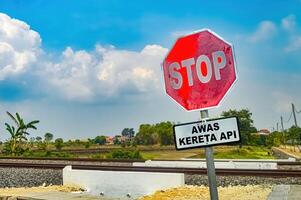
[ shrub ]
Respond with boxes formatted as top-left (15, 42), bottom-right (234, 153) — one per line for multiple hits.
top-left (108, 149), bottom-right (142, 159)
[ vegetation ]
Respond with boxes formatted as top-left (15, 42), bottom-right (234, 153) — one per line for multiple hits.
top-left (121, 128), bottom-right (135, 138)
top-left (93, 135), bottom-right (106, 145)
top-left (287, 126), bottom-right (301, 148)
top-left (44, 133), bottom-right (54, 143)
top-left (212, 146), bottom-right (274, 159)
top-left (107, 149), bottom-right (142, 159)
top-left (54, 138), bottom-right (64, 150)
top-left (0, 108), bottom-right (299, 160)
top-left (3, 112), bottom-right (39, 156)
top-left (221, 109), bottom-right (257, 147)
top-left (135, 121), bottom-right (174, 146)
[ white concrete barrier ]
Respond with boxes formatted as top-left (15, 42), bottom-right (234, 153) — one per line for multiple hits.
top-left (133, 160), bottom-right (278, 169)
top-left (181, 158), bottom-right (296, 162)
top-left (63, 166), bottom-right (184, 199)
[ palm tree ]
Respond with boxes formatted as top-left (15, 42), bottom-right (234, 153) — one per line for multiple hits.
top-left (5, 112), bottom-right (39, 155)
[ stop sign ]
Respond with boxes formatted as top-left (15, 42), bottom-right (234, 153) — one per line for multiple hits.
top-left (162, 29), bottom-right (237, 111)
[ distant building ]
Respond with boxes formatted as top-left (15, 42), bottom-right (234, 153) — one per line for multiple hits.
top-left (257, 129), bottom-right (270, 135)
top-left (105, 136), bottom-right (114, 144)
top-left (113, 135), bottom-right (130, 144)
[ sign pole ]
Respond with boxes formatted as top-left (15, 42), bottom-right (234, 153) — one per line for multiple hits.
top-left (201, 110), bottom-right (219, 200)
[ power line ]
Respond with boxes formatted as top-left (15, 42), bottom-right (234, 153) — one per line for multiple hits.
top-left (283, 111), bottom-right (293, 123)
top-left (294, 104), bottom-right (301, 114)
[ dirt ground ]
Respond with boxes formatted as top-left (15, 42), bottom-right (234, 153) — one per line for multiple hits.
top-left (0, 184), bottom-right (83, 196)
top-left (140, 185), bottom-right (272, 200)
top-left (0, 184), bottom-right (272, 200)
top-left (279, 146), bottom-right (301, 158)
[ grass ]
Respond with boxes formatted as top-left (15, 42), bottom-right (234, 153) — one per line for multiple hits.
top-left (140, 146), bottom-right (275, 160)
top-left (141, 150), bottom-right (199, 160)
top-left (0, 145), bottom-right (276, 160)
top-left (191, 146), bottom-right (275, 159)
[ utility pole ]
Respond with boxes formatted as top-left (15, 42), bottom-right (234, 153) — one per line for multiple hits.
top-left (292, 103), bottom-right (298, 127)
top-left (277, 122), bottom-right (279, 132)
top-left (281, 116), bottom-right (285, 148)
top-left (280, 116), bottom-right (284, 132)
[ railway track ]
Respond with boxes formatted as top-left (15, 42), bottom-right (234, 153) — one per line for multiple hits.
top-left (0, 161), bottom-right (300, 177)
top-left (0, 156), bottom-right (144, 162)
top-left (0, 156), bottom-right (299, 164)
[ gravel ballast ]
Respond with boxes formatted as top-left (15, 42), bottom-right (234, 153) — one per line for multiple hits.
top-left (0, 166), bottom-right (300, 188)
top-left (186, 174), bottom-right (301, 186)
top-left (0, 167), bottom-right (62, 188)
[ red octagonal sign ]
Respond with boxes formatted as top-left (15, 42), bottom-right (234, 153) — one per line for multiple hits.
top-left (163, 29), bottom-right (237, 111)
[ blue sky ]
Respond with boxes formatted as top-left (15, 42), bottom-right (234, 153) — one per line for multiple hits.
top-left (0, 0), bottom-right (301, 140)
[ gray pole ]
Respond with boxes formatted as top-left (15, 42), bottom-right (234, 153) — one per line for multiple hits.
top-left (277, 123), bottom-right (279, 132)
top-left (281, 116), bottom-right (284, 132)
top-left (292, 103), bottom-right (298, 127)
top-left (281, 116), bottom-right (285, 146)
top-left (200, 110), bottom-right (219, 200)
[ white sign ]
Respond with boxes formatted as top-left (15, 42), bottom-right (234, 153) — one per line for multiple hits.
top-left (174, 117), bottom-right (240, 150)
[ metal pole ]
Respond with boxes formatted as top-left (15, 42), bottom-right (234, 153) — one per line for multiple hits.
top-left (292, 103), bottom-right (298, 127)
top-left (281, 116), bottom-right (285, 147)
top-left (200, 110), bottom-right (218, 200)
top-left (281, 116), bottom-right (284, 132)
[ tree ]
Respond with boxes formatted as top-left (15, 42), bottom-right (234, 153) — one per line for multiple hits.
top-left (43, 132), bottom-right (54, 150)
top-left (113, 137), bottom-right (121, 145)
top-left (54, 138), bottom-right (64, 150)
top-left (135, 124), bottom-right (157, 145)
top-left (134, 122), bottom-right (174, 146)
top-left (155, 122), bottom-right (174, 146)
top-left (266, 131), bottom-right (282, 147)
top-left (4, 112), bottom-right (39, 155)
top-left (94, 136), bottom-right (106, 145)
top-left (121, 128), bottom-right (135, 138)
top-left (287, 126), bottom-right (301, 151)
top-left (44, 133), bottom-right (54, 142)
top-left (222, 109), bottom-right (257, 147)
top-left (36, 136), bottom-right (42, 142)
top-left (84, 141), bottom-right (91, 149)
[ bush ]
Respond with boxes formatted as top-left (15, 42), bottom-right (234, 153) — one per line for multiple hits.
top-left (54, 138), bottom-right (64, 150)
top-left (22, 151), bottom-right (72, 158)
top-left (108, 149), bottom-right (142, 159)
top-left (85, 142), bottom-right (91, 149)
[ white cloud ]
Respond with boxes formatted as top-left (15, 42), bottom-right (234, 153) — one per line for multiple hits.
top-left (0, 12), bottom-right (168, 101)
top-left (40, 44), bottom-right (168, 101)
top-left (281, 14), bottom-right (296, 32)
top-left (0, 13), bottom-right (41, 80)
top-left (285, 36), bottom-right (301, 52)
top-left (249, 21), bottom-right (277, 42)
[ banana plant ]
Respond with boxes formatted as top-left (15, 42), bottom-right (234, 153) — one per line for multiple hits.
top-left (5, 112), bottom-right (39, 155)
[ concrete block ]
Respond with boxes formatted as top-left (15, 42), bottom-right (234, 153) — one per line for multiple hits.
top-left (63, 166), bottom-right (184, 199)
top-left (133, 160), bottom-right (277, 169)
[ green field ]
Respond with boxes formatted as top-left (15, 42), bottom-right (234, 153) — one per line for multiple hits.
top-left (0, 144), bottom-right (275, 160)
top-left (140, 146), bottom-right (275, 160)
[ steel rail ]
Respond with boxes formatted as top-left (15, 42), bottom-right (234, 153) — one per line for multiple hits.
top-left (0, 162), bottom-right (300, 177)
top-left (0, 156), bottom-right (144, 162)
top-left (0, 157), bottom-right (299, 165)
